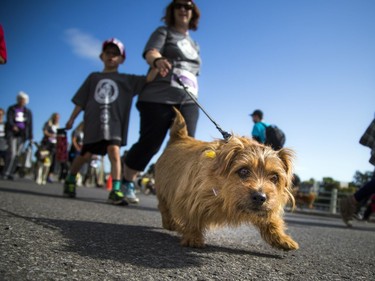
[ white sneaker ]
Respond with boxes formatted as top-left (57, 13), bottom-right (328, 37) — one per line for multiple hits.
top-left (124, 181), bottom-right (139, 204)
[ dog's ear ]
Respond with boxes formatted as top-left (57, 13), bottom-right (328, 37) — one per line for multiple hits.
top-left (277, 148), bottom-right (294, 179)
top-left (277, 148), bottom-right (296, 206)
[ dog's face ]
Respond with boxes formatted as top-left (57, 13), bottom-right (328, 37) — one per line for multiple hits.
top-left (210, 136), bottom-right (294, 217)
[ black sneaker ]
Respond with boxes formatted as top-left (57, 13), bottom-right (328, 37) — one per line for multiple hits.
top-left (4, 175), bottom-right (14, 181)
top-left (63, 180), bottom-right (76, 198)
top-left (107, 190), bottom-right (128, 206)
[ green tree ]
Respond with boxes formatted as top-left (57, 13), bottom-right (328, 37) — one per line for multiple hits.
top-left (352, 170), bottom-right (374, 188)
top-left (302, 178), bottom-right (315, 185)
top-left (322, 177), bottom-right (340, 191)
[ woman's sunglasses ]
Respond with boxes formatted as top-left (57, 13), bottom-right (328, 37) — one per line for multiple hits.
top-left (174, 3), bottom-right (194, 10)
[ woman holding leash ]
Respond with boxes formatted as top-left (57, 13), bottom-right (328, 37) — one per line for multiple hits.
top-left (122, 0), bottom-right (202, 203)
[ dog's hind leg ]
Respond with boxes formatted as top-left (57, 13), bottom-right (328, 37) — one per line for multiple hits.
top-left (158, 198), bottom-right (177, 231)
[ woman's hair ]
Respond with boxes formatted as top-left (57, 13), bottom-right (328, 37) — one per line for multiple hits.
top-left (162, 1), bottom-right (200, 30)
top-left (48, 113), bottom-right (59, 126)
top-left (17, 91), bottom-right (29, 104)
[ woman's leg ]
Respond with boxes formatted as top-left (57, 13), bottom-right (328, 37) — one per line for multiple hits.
top-left (354, 179), bottom-right (375, 202)
top-left (125, 102), bottom-right (175, 174)
top-left (179, 103), bottom-right (199, 137)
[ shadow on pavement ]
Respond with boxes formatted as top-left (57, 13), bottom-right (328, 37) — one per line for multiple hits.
top-left (1, 209), bottom-right (282, 269)
top-left (0, 186), bottom-right (159, 213)
top-left (0, 186), bottom-right (105, 204)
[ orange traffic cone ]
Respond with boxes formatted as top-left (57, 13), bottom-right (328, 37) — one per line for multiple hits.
top-left (106, 175), bottom-right (112, 191)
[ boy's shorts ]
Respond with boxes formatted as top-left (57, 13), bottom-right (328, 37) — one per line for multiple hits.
top-left (80, 140), bottom-right (121, 156)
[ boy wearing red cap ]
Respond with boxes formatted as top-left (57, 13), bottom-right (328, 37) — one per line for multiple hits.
top-left (64, 38), bottom-right (153, 205)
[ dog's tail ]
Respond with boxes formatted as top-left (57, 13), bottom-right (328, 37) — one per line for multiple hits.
top-left (169, 107), bottom-right (189, 142)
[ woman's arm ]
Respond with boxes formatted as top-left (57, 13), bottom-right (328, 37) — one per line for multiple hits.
top-left (145, 49), bottom-right (171, 78)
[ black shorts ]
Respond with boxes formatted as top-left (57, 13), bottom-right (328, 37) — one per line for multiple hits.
top-left (80, 140), bottom-right (121, 156)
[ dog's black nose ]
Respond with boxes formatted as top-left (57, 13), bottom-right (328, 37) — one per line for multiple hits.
top-left (251, 192), bottom-right (267, 206)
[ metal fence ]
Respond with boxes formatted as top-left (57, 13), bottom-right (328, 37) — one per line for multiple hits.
top-left (312, 189), bottom-right (340, 214)
top-left (309, 189), bottom-right (362, 214)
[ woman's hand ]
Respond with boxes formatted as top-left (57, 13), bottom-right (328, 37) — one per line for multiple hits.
top-left (153, 57), bottom-right (172, 77)
top-left (146, 49), bottom-right (172, 78)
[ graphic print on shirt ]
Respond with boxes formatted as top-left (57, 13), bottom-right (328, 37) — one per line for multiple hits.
top-left (171, 38), bottom-right (199, 97)
top-left (177, 38), bottom-right (198, 60)
top-left (14, 108), bottom-right (27, 130)
top-left (94, 79), bottom-right (119, 139)
top-left (15, 111), bottom-right (26, 122)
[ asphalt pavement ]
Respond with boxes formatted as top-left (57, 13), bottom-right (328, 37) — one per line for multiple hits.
top-left (0, 178), bottom-right (374, 281)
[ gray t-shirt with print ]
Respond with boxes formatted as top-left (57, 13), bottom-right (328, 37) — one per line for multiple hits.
top-left (72, 72), bottom-right (145, 146)
top-left (139, 26), bottom-right (201, 104)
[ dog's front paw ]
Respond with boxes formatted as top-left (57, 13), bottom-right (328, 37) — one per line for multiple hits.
top-left (273, 235), bottom-right (299, 251)
top-left (180, 235), bottom-right (205, 248)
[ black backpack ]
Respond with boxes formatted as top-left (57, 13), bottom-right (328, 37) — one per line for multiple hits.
top-left (261, 123), bottom-right (286, 150)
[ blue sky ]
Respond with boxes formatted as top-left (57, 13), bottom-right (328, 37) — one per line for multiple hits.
top-left (1, 0), bottom-right (374, 183)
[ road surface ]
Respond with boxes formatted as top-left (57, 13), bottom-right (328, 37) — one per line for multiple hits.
top-left (1, 179), bottom-right (374, 280)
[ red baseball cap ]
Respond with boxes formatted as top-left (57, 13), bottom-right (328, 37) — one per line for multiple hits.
top-left (102, 38), bottom-right (126, 59)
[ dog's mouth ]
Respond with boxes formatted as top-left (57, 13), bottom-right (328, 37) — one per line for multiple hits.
top-left (237, 202), bottom-right (269, 216)
top-left (248, 205), bottom-right (269, 215)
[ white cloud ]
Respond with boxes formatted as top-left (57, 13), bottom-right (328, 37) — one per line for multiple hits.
top-left (64, 28), bottom-right (101, 61)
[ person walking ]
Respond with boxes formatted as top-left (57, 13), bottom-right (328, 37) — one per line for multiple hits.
top-left (122, 0), bottom-right (202, 204)
top-left (340, 178), bottom-right (375, 227)
top-left (340, 116), bottom-right (375, 226)
top-left (63, 38), bottom-right (153, 205)
top-left (250, 109), bottom-right (269, 144)
top-left (41, 112), bottom-right (60, 182)
top-left (1, 92), bottom-right (33, 180)
top-left (0, 108), bottom-right (7, 174)
top-left (68, 121), bottom-right (84, 164)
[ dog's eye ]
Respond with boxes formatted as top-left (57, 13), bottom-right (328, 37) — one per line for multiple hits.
top-left (270, 174), bottom-right (279, 184)
top-left (237, 168), bottom-right (251, 179)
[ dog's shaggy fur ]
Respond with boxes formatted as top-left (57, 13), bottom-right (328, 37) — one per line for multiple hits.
top-left (155, 108), bottom-right (299, 251)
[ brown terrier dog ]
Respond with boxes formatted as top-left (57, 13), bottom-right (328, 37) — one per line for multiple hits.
top-left (155, 108), bottom-right (299, 251)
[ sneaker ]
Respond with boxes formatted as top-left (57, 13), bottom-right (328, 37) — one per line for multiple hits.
top-left (5, 175), bottom-right (14, 181)
top-left (124, 181), bottom-right (139, 204)
top-left (340, 196), bottom-right (356, 227)
top-left (107, 190), bottom-right (128, 206)
top-left (63, 180), bottom-right (76, 198)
